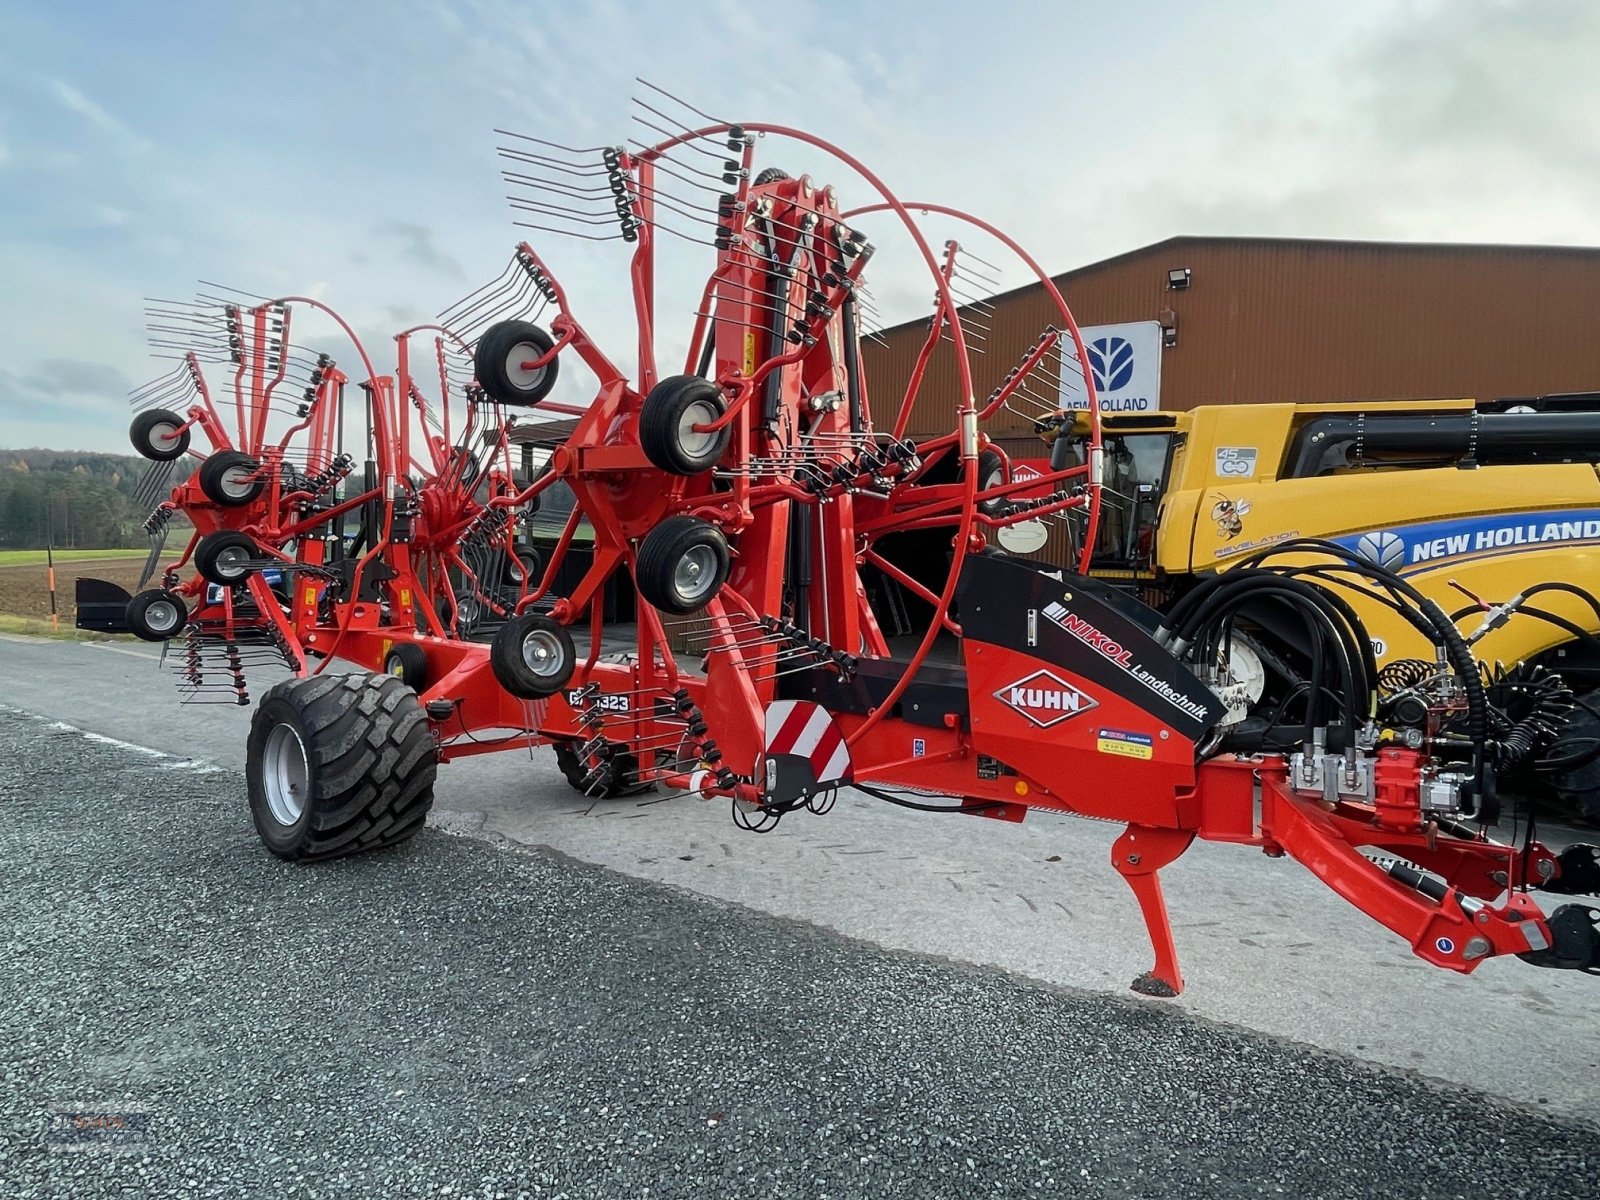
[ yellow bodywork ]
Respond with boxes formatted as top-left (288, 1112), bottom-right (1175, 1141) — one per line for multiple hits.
top-left (1100, 399), bottom-right (1600, 670)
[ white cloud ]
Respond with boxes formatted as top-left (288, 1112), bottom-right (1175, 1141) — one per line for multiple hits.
top-left (48, 78), bottom-right (152, 153)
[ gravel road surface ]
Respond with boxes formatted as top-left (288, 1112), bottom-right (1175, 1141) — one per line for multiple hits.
top-left (1, 703), bottom-right (1596, 1198)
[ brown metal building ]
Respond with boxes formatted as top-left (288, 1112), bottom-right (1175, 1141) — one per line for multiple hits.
top-left (863, 236), bottom-right (1600, 445)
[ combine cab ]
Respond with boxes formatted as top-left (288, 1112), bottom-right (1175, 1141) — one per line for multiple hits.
top-left (986, 398), bottom-right (1600, 820)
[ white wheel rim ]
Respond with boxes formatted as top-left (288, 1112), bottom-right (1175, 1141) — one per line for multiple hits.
top-left (673, 544), bottom-right (719, 605)
top-left (216, 545), bottom-right (251, 579)
top-left (145, 599), bottom-right (181, 634)
top-left (521, 629), bottom-right (567, 677)
top-left (220, 464), bottom-right (257, 499)
top-left (677, 398), bottom-right (722, 460)
top-left (504, 342), bottom-right (548, 391)
top-left (262, 723), bottom-right (310, 826)
top-left (148, 420), bottom-right (182, 452)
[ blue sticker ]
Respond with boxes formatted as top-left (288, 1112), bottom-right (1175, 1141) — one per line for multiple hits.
top-left (1435, 937), bottom-right (1455, 955)
top-left (1334, 509), bottom-right (1600, 574)
top-left (912, 738), bottom-right (926, 758)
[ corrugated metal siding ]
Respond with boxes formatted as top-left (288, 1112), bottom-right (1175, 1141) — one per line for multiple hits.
top-left (862, 238), bottom-right (1600, 437)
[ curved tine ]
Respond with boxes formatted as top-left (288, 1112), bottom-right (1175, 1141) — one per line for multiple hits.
top-left (448, 275), bottom-right (538, 338)
top-left (630, 114), bottom-right (729, 163)
top-left (439, 268), bottom-right (523, 327)
top-left (625, 138), bottom-right (732, 186)
top-left (501, 169), bottom-right (615, 199)
top-left (494, 127), bottom-right (616, 156)
top-left (437, 260), bottom-right (519, 323)
top-left (632, 175), bottom-right (721, 216)
top-left (496, 146), bottom-right (611, 178)
top-left (506, 197), bottom-right (625, 226)
top-left (511, 220), bottom-right (624, 243)
top-left (195, 279), bottom-right (273, 302)
top-left (633, 78), bottom-right (731, 128)
top-left (628, 148), bottom-right (725, 195)
top-left (633, 188), bottom-right (720, 228)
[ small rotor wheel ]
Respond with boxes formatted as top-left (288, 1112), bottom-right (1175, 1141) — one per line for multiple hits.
top-left (490, 612), bottom-right (576, 698)
top-left (129, 408), bottom-right (191, 461)
top-left (125, 588), bottom-right (189, 642)
top-left (554, 741), bottom-right (643, 798)
top-left (503, 545), bottom-right (544, 589)
top-left (635, 516), bottom-right (730, 614)
top-left (383, 642), bottom-right (429, 691)
top-left (639, 375), bottom-right (731, 475)
top-left (198, 450), bottom-right (266, 506)
top-left (195, 530), bottom-right (261, 586)
top-left (976, 448), bottom-right (1007, 514)
top-left (474, 320), bottom-right (560, 407)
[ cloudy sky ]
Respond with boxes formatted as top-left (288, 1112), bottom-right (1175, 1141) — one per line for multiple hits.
top-left (1, 0), bottom-right (1596, 451)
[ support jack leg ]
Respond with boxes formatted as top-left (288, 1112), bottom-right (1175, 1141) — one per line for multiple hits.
top-left (1112, 824), bottom-right (1196, 997)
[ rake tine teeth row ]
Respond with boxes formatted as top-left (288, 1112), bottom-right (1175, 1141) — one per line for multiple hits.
top-left (629, 98), bottom-right (732, 163)
top-left (501, 169), bottom-right (617, 202)
top-left (627, 139), bottom-right (735, 187)
top-left (496, 146), bottom-right (612, 179)
top-left (633, 77), bottom-right (733, 128)
top-left (493, 127), bottom-right (616, 157)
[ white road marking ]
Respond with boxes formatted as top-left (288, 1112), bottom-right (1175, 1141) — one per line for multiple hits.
top-left (81, 641), bottom-right (162, 661)
top-left (1, 705), bottom-right (221, 773)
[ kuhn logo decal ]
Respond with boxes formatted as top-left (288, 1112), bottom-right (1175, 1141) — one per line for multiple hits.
top-left (995, 669), bottom-right (1098, 729)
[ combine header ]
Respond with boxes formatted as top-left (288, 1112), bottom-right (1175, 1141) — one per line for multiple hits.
top-left (109, 86), bottom-right (1597, 992)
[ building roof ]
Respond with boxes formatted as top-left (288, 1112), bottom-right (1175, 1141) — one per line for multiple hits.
top-left (878, 234), bottom-right (1600, 337)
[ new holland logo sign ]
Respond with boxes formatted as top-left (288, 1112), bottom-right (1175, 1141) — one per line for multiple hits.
top-left (995, 668), bottom-right (1098, 729)
top-left (1058, 320), bottom-right (1162, 413)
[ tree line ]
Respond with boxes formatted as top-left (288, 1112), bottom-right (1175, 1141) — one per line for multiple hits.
top-left (0, 450), bottom-right (181, 550)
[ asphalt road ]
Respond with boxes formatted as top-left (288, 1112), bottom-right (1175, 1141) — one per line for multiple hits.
top-left (2, 702), bottom-right (1597, 1199)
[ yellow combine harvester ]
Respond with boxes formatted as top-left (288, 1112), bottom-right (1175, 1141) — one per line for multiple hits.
top-left (1039, 395), bottom-right (1600, 819)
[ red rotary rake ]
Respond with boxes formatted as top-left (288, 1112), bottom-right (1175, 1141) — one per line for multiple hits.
top-left (114, 87), bottom-right (1597, 994)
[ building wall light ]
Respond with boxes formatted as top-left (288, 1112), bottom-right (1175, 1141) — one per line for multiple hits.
top-left (1167, 267), bottom-right (1191, 290)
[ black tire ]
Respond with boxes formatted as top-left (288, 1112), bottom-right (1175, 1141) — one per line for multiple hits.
top-left (246, 673), bottom-right (437, 862)
top-left (198, 450), bottom-right (265, 506)
top-left (126, 588), bottom-right (188, 642)
top-left (503, 545), bottom-right (543, 588)
top-left (639, 375), bottom-right (731, 475)
top-left (383, 642), bottom-right (428, 691)
top-left (753, 167), bottom-right (791, 185)
top-left (490, 613), bottom-right (575, 698)
top-left (195, 530), bottom-right (261, 586)
top-left (474, 320), bottom-right (559, 407)
top-left (1549, 687), bottom-right (1600, 822)
top-left (635, 516), bottom-right (730, 614)
top-left (554, 741), bottom-right (643, 798)
top-left (977, 448), bottom-right (1007, 514)
top-left (130, 408), bottom-right (191, 461)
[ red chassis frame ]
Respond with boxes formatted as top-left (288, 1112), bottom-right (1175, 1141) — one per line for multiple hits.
top-left (134, 119), bottom-right (1591, 996)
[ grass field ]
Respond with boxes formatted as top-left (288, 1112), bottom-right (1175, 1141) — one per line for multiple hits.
top-left (0, 548), bottom-right (149, 567)
top-left (0, 551), bottom-right (149, 626)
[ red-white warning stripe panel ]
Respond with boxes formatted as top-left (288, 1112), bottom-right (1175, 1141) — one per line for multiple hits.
top-left (763, 700), bottom-right (851, 783)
